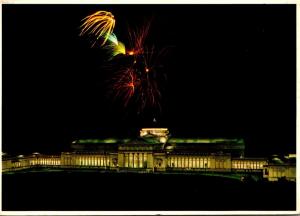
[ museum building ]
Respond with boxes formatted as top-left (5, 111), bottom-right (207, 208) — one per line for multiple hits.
top-left (2, 128), bottom-right (296, 181)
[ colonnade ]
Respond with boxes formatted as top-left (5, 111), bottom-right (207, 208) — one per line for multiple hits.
top-left (32, 158), bottom-right (60, 166)
top-left (2, 154), bottom-right (268, 172)
top-left (12, 161), bottom-right (28, 168)
top-left (123, 152), bottom-right (148, 168)
top-left (167, 156), bottom-right (210, 169)
top-left (266, 166), bottom-right (296, 181)
top-left (232, 160), bottom-right (266, 169)
top-left (74, 155), bottom-right (110, 167)
top-left (215, 159), bottom-right (226, 169)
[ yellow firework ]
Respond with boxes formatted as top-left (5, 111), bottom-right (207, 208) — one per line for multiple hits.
top-left (105, 42), bottom-right (126, 60)
top-left (80, 11), bottom-right (115, 46)
top-left (105, 33), bottom-right (126, 60)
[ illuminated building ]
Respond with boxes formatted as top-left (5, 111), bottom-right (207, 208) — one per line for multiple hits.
top-left (1, 128), bottom-right (296, 182)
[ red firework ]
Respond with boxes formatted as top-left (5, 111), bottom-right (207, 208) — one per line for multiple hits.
top-left (111, 67), bottom-right (138, 107)
top-left (104, 18), bottom-right (168, 113)
top-left (126, 19), bottom-right (151, 56)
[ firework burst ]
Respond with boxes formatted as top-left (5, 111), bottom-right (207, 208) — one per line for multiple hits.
top-left (79, 10), bottom-right (115, 46)
top-left (108, 45), bottom-right (167, 113)
top-left (80, 11), bottom-right (169, 114)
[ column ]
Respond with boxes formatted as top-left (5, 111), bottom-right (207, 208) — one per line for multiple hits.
top-left (131, 153), bottom-right (134, 168)
top-left (124, 153), bottom-right (128, 167)
top-left (186, 157), bottom-right (188, 168)
top-left (139, 153), bottom-right (143, 168)
top-left (181, 157), bottom-right (183, 168)
top-left (129, 153), bottom-right (132, 168)
top-left (208, 157), bottom-right (210, 168)
top-left (132, 153), bottom-right (135, 168)
top-left (133, 153), bottom-right (137, 168)
top-left (129, 153), bottom-right (131, 167)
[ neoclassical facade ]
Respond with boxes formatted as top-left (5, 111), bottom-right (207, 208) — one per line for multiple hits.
top-left (2, 128), bottom-right (296, 182)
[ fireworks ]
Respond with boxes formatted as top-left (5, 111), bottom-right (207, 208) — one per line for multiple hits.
top-left (111, 67), bottom-right (138, 107)
top-left (104, 33), bottom-right (126, 60)
top-left (79, 11), bottom-right (115, 46)
top-left (110, 45), bottom-right (167, 113)
top-left (80, 11), bottom-right (168, 114)
top-left (127, 20), bottom-right (151, 56)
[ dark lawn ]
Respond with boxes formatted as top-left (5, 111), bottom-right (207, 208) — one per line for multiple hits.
top-left (2, 170), bottom-right (296, 211)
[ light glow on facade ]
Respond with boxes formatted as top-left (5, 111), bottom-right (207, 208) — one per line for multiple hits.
top-left (1, 128), bottom-right (296, 182)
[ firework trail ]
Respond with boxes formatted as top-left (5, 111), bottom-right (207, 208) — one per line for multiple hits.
top-left (80, 10), bottom-right (115, 46)
top-left (104, 33), bottom-right (126, 60)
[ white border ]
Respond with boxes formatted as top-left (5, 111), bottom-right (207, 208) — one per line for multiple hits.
top-left (0, 0), bottom-right (299, 4)
top-left (0, 211), bottom-right (299, 215)
top-left (1, 1), bottom-right (299, 215)
top-left (0, 1), bottom-right (2, 214)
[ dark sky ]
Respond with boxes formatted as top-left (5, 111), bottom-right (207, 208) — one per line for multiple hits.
top-left (2, 4), bottom-right (296, 156)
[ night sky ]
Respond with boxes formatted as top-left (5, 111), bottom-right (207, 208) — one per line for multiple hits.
top-left (2, 4), bottom-right (296, 156)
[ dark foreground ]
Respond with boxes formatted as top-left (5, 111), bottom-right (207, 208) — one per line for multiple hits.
top-left (2, 169), bottom-right (296, 211)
